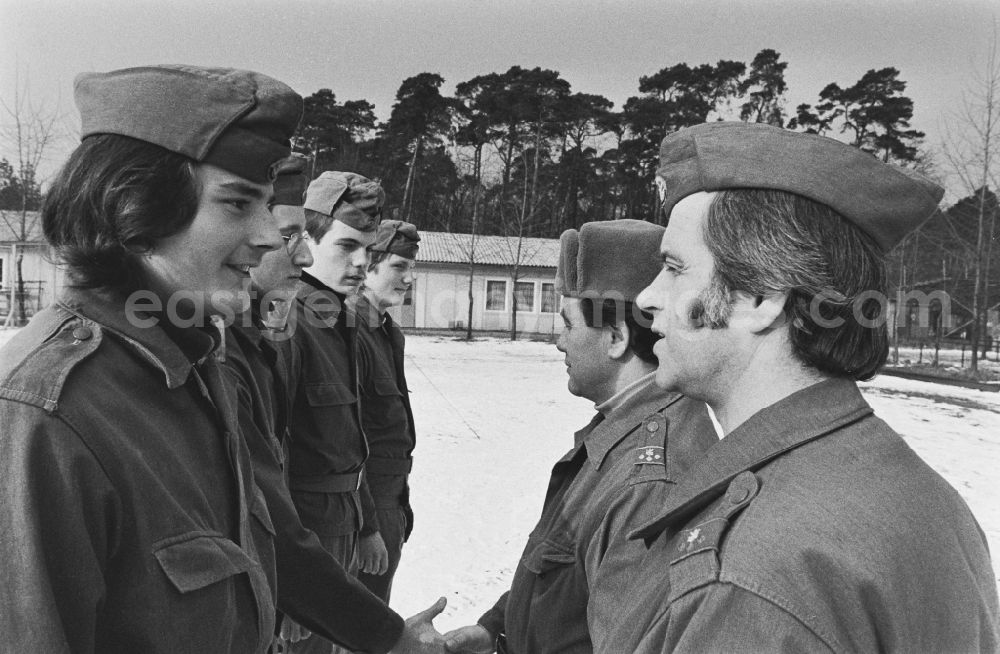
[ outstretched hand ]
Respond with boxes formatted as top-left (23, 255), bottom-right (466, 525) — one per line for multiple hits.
top-left (390, 596), bottom-right (448, 653)
top-left (443, 624), bottom-right (494, 653)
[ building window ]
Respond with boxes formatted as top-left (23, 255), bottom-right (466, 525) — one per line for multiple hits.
top-left (486, 280), bottom-right (507, 311)
top-left (514, 281), bottom-right (535, 312)
top-left (540, 283), bottom-right (557, 313)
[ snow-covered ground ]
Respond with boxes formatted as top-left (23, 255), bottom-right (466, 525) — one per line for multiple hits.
top-left (1, 328), bottom-right (997, 631)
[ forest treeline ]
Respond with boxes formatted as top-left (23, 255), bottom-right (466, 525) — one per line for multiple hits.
top-left (287, 49), bottom-right (931, 239)
top-left (2, 49), bottom-right (997, 354)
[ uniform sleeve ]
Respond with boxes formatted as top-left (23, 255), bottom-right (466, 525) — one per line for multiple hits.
top-left (0, 402), bottom-right (120, 654)
top-left (355, 331), bottom-right (381, 537)
top-left (586, 478), bottom-right (670, 653)
top-left (232, 366), bottom-right (404, 653)
top-left (633, 583), bottom-right (835, 654)
top-left (477, 591), bottom-right (508, 639)
top-left (358, 473), bottom-right (381, 536)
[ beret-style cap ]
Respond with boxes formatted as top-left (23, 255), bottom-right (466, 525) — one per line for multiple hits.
top-left (75, 64), bottom-right (302, 184)
top-left (303, 171), bottom-right (384, 232)
top-left (556, 219), bottom-right (665, 302)
top-left (656, 122), bottom-right (943, 251)
top-left (371, 220), bottom-right (420, 259)
top-left (272, 153), bottom-right (309, 207)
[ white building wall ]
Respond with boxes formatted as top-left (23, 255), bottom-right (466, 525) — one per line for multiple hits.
top-left (0, 243), bottom-right (63, 314)
top-left (411, 263), bottom-right (558, 334)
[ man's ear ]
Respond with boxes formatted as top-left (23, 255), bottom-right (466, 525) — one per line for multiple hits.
top-left (731, 290), bottom-right (788, 334)
top-left (607, 320), bottom-right (630, 360)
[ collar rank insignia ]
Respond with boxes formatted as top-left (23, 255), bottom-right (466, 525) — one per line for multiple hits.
top-left (636, 445), bottom-right (665, 465)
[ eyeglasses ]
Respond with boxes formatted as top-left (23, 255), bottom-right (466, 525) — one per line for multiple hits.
top-left (282, 230), bottom-right (309, 254)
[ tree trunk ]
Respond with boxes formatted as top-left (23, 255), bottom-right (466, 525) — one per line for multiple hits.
top-left (401, 137), bottom-right (422, 222)
top-left (15, 253), bottom-right (25, 326)
top-left (970, 188), bottom-right (988, 372)
top-left (981, 197), bottom-right (998, 357)
top-left (465, 144), bottom-right (482, 342)
top-left (3, 243), bottom-right (16, 328)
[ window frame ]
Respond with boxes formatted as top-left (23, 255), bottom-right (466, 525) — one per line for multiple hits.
top-left (484, 278), bottom-right (509, 312)
top-left (540, 282), bottom-right (559, 314)
top-left (513, 280), bottom-right (537, 314)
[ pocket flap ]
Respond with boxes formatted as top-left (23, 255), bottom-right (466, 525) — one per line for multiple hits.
top-left (372, 377), bottom-right (402, 397)
top-left (154, 534), bottom-right (254, 593)
top-left (523, 538), bottom-right (576, 575)
top-left (305, 382), bottom-right (355, 406)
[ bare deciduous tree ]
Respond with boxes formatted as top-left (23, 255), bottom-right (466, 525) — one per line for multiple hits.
top-left (1, 70), bottom-right (63, 326)
top-left (941, 24), bottom-right (1000, 372)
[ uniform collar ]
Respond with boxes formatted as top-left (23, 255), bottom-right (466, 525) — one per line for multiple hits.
top-left (58, 287), bottom-right (219, 390)
top-left (632, 377), bottom-right (873, 542)
top-left (230, 307), bottom-right (265, 348)
top-left (297, 272), bottom-right (347, 324)
top-left (595, 370), bottom-right (657, 415)
top-left (583, 373), bottom-right (686, 471)
top-left (350, 292), bottom-right (385, 332)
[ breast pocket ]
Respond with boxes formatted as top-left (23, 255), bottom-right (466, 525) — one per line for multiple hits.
top-left (371, 377), bottom-right (402, 398)
top-left (154, 532), bottom-right (256, 594)
top-left (364, 378), bottom-right (407, 432)
top-left (523, 537), bottom-right (576, 577)
top-left (305, 382), bottom-right (356, 407)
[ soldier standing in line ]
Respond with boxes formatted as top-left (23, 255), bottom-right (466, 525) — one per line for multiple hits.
top-left (0, 64), bottom-right (299, 653)
top-left (222, 157), bottom-right (445, 654)
top-left (628, 122), bottom-right (999, 652)
top-left (348, 219), bottom-right (422, 602)
top-left (443, 220), bottom-right (718, 654)
top-left (282, 171), bottom-right (400, 654)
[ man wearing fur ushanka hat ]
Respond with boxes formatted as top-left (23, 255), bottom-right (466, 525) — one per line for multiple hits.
top-left (626, 122), bottom-right (999, 653)
top-left (444, 219), bottom-right (717, 654)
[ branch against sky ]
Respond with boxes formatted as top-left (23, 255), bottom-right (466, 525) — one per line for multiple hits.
top-left (0, 66), bottom-right (67, 199)
top-left (0, 66), bottom-right (67, 326)
top-left (941, 23), bottom-right (1000, 202)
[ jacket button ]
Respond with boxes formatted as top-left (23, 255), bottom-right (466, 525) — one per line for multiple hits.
top-left (725, 471), bottom-right (759, 505)
top-left (729, 486), bottom-right (751, 503)
top-left (72, 326), bottom-right (93, 341)
top-left (646, 420), bottom-right (660, 432)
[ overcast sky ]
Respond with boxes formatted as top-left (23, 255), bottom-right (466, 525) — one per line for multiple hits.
top-left (1, 0), bottom-right (997, 198)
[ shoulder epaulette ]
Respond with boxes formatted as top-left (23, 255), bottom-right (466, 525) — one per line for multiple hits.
top-left (629, 411), bottom-right (669, 485)
top-left (667, 471), bottom-right (760, 602)
top-left (0, 308), bottom-right (103, 413)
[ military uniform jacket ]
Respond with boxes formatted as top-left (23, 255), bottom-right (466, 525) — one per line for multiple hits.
top-left (285, 273), bottom-right (376, 538)
top-left (624, 378), bottom-right (1000, 654)
top-left (0, 289), bottom-right (276, 654)
top-left (478, 375), bottom-right (717, 653)
top-left (224, 319), bottom-right (404, 653)
top-left (350, 293), bottom-right (416, 538)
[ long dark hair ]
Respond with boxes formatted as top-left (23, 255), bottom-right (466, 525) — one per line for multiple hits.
top-left (43, 134), bottom-right (200, 295)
